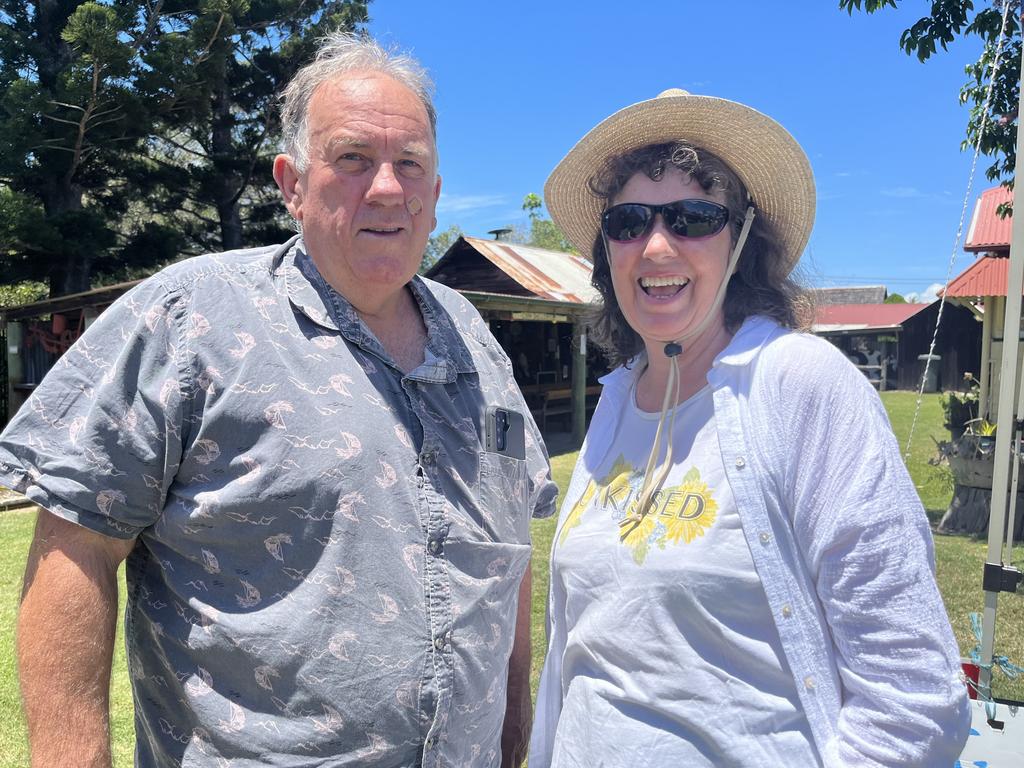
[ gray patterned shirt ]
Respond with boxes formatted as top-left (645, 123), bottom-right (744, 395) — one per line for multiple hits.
top-left (0, 238), bottom-right (557, 767)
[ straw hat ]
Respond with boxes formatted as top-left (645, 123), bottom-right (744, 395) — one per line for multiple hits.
top-left (544, 89), bottom-right (815, 274)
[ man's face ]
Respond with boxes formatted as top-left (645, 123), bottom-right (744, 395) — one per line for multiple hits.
top-left (274, 72), bottom-right (441, 308)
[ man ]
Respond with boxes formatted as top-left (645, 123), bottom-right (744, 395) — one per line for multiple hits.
top-left (1, 32), bottom-right (556, 767)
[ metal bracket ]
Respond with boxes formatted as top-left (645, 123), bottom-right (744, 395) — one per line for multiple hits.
top-left (983, 562), bottom-right (1023, 593)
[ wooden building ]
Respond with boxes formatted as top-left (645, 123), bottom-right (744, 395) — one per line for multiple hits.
top-left (425, 235), bottom-right (605, 442)
top-left (942, 184), bottom-right (1018, 419)
top-left (812, 301), bottom-right (981, 390)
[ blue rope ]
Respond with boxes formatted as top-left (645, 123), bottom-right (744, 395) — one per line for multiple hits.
top-left (968, 612), bottom-right (1024, 679)
top-left (968, 612), bottom-right (1024, 721)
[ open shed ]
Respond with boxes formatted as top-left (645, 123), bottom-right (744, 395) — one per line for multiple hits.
top-left (425, 236), bottom-right (604, 441)
top-left (811, 301), bottom-right (980, 390)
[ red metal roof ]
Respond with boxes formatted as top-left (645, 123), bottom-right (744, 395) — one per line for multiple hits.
top-left (813, 303), bottom-right (930, 330)
top-left (943, 255), bottom-right (1010, 297)
top-left (966, 185), bottom-right (1013, 252)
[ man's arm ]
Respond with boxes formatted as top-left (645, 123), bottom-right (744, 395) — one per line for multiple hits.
top-left (18, 509), bottom-right (135, 768)
top-left (501, 561), bottom-right (532, 768)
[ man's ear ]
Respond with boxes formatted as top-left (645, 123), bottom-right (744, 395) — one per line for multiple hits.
top-left (432, 173), bottom-right (442, 230)
top-left (273, 155), bottom-right (304, 221)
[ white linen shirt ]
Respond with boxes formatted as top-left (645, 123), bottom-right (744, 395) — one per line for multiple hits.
top-left (532, 316), bottom-right (971, 767)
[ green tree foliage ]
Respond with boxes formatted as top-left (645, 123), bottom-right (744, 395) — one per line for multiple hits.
top-left (422, 223), bottom-right (462, 272)
top-left (885, 292), bottom-right (908, 303)
top-left (841, 0), bottom-right (1021, 190)
top-left (0, 280), bottom-right (47, 308)
top-left (0, 1), bottom-right (160, 296)
top-left (522, 192), bottom-right (575, 253)
top-left (0, 1), bottom-right (369, 299)
top-left (136, 0), bottom-right (369, 254)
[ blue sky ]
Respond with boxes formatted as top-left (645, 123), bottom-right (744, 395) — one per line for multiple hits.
top-left (369, 2), bottom-right (993, 300)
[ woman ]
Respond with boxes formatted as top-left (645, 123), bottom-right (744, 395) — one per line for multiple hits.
top-left (530, 90), bottom-right (970, 767)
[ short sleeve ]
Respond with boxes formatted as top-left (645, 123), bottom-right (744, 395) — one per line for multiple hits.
top-left (0, 278), bottom-right (189, 539)
top-left (526, 414), bottom-right (558, 520)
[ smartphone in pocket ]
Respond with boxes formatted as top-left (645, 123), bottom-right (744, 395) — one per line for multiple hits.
top-left (484, 406), bottom-right (526, 460)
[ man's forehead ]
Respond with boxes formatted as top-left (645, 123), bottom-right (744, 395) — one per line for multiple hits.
top-left (325, 133), bottom-right (432, 157)
top-left (307, 73), bottom-right (435, 151)
top-left (311, 73), bottom-right (429, 125)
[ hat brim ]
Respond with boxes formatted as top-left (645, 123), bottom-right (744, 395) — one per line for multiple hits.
top-left (544, 94), bottom-right (815, 274)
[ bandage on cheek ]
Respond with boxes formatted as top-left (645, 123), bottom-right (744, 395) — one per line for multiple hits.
top-left (406, 196), bottom-right (422, 215)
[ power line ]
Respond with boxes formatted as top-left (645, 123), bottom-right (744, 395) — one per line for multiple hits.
top-left (812, 275), bottom-right (951, 286)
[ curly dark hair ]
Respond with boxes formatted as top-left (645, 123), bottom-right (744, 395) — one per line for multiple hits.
top-left (587, 142), bottom-right (813, 367)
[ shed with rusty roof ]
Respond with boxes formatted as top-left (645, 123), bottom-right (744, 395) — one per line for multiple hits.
top-left (425, 236), bottom-right (604, 440)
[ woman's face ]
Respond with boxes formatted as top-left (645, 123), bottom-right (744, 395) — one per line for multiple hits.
top-left (607, 169), bottom-right (733, 351)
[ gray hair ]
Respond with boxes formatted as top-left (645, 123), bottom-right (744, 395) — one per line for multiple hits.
top-left (280, 31), bottom-right (437, 171)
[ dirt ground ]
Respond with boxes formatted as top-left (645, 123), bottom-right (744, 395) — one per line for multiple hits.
top-left (0, 485), bottom-right (25, 504)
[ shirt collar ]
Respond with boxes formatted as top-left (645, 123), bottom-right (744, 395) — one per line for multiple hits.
top-left (279, 238), bottom-right (476, 379)
top-left (711, 315), bottom-right (784, 369)
top-left (406, 277), bottom-right (477, 377)
top-left (276, 237), bottom-right (340, 332)
top-left (598, 315), bottom-right (784, 394)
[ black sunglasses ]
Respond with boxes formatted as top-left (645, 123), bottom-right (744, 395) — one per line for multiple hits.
top-left (601, 199), bottom-right (731, 243)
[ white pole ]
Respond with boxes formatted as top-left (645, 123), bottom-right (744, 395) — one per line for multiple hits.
top-left (978, 44), bottom-right (1024, 698)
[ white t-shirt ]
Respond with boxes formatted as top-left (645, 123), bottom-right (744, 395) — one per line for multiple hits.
top-left (548, 382), bottom-right (817, 767)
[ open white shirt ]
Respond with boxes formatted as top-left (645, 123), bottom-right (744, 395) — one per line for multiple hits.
top-left (532, 316), bottom-right (970, 767)
top-left (545, 380), bottom-right (817, 766)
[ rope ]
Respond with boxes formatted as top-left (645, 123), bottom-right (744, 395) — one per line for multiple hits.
top-left (968, 611), bottom-right (1024, 719)
top-left (904, 0), bottom-right (1014, 459)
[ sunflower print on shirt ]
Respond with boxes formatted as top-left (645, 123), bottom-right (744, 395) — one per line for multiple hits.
top-left (559, 456), bottom-right (718, 565)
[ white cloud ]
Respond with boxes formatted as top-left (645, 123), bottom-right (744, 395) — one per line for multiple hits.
top-left (436, 193), bottom-right (507, 214)
top-left (904, 283), bottom-right (944, 303)
top-left (880, 186), bottom-right (925, 199)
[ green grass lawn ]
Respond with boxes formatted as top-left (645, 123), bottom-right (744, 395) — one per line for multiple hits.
top-left (0, 512), bottom-right (136, 767)
top-left (2, 391), bottom-right (1023, 764)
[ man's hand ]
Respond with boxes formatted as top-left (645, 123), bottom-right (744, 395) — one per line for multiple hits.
top-left (18, 509), bottom-right (134, 768)
top-left (501, 562), bottom-right (533, 768)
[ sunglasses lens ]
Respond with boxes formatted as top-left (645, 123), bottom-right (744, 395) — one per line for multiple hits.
top-left (602, 204), bottom-right (653, 242)
top-left (602, 200), bottom-right (730, 243)
top-left (665, 200), bottom-right (730, 238)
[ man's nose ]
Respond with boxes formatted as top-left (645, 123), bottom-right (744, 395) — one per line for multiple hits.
top-left (365, 163), bottom-right (404, 203)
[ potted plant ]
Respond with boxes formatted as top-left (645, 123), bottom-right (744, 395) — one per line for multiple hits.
top-left (942, 372), bottom-right (980, 440)
top-left (966, 418), bottom-right (997, 455)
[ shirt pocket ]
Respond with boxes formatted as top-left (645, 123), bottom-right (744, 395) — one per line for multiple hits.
top-left (477, 450), bottom-right (530, 545)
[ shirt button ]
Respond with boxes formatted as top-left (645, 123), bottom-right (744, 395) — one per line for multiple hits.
top-left (433, 635), bottom-right (445, 650)
top-left (735, 456), bottom-right (746, 469)
top-left (781, 604), bottom-right (792, 618)
top-left (804, 675), bottom-right (816, 691)
top-left (422, 450), bottom-right (435, 465)
top-left (428, 538), bottom-right (442, 555)
top-left (759, 531), bottom-right (771, 545)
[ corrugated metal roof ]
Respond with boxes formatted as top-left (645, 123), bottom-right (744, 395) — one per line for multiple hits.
top-left (943, 255), bottom-right (1010, 297)
top-left (812, 285), bottom-right (887, 305)
top-left (442, 236), bottom-right (599, 303)
top-left (966, 185), bottom-right (1013, 252)
top-left (812, 302), bottom-right (930, 333)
